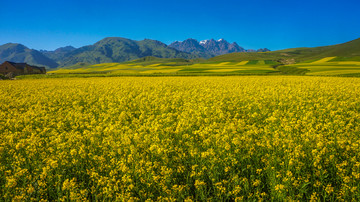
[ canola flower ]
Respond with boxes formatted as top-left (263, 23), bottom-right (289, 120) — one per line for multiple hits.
top-left (0, 76), bottom-right (360, 201)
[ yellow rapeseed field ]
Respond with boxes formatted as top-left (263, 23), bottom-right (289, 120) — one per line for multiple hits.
top-left (1, 76), bottom-right (360, 201)
top-left (311, 57), bottom-right (337, 64)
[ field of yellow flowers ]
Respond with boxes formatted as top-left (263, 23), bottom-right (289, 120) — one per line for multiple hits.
top-left (1, 76), bottom-right (360, 201)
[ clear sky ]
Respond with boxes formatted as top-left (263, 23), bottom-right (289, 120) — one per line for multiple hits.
top-left (1, 0), bottom-right (359, 51)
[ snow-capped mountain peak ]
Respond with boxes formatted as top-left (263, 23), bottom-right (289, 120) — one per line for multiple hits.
top-left (200, 40), bottom-right (209, 45)
top-left (168, 38), bottom-right (270, 58)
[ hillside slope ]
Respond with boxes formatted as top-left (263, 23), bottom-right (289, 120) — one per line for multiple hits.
top-left (210, 37), bottom-right (360, 62)
top-left (0, 43), bottom-right (58, 68)
top-left (59, 37), bottom-right (196, 67)
top-left (40, 46), bottom-right (76, 62)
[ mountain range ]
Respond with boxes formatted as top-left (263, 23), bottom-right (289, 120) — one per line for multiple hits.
top-left (169, 38), bottom-right (269, 58)
top-left (2, 36), bottom-right (359, 69)
top-left (0, 37), bottom-right (268, 68)
top-left (0, 43), bottom-right (59, 68)
top-left (40, 46), bottom-right (77, 62)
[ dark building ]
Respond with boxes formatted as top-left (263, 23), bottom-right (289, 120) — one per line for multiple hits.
top-left (0, 61), bottom-right (46, 76)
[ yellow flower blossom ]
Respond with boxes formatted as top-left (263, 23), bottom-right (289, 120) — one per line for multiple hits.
top-left (0, 76), bottom-right (360, 200)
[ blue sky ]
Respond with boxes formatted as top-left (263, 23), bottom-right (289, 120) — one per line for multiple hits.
top-left (1, 0), bottom-right (359, 51)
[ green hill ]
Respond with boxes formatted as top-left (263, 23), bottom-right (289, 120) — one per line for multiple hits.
top-left (209, 37), bottom-right (360, 63)
top-left (40, 46), bottom-right (76, 62)
top-left (0, 43), bottom-right (58, 68)
top-left (59, 37), bottom-right (196, 67)
top-left (0, 38), bottom-right (199, 68)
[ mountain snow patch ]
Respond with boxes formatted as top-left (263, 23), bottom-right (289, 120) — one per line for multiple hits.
top-left (200, 40), bottom-right (209, 44)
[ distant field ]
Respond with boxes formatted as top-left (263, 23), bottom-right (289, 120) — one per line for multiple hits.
top-left (205, 69), bottom-right (245, 72)
top-left (49, 61), bottom-right (278, 75)
top-left (45, 56), bottom-right (360, 77)
top-left (292, 57), bottom-right (360, 76)
top-left (237, 61), bottom-right (249, 65)
top-left (141, 69), bottom-right (182, 74)
top-left (310, 57), bottom-right (337, 63)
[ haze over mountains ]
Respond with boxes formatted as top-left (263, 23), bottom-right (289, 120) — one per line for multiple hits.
top-left (0, 37), bottom-right (268, 68)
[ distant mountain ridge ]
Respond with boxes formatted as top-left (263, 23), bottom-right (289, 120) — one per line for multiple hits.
top-left (57, 37), bottom-right (197, 67)
top-left (0, 38), bottom-right (196, 68)
top-left (169, 38), bottom-right (270, 58)
top-left (0, 43), bottom-right (59, 68)
top-left (2, 36), bottom-right (358, 69)
top-left (40, 46), bottom-right (76, 62)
